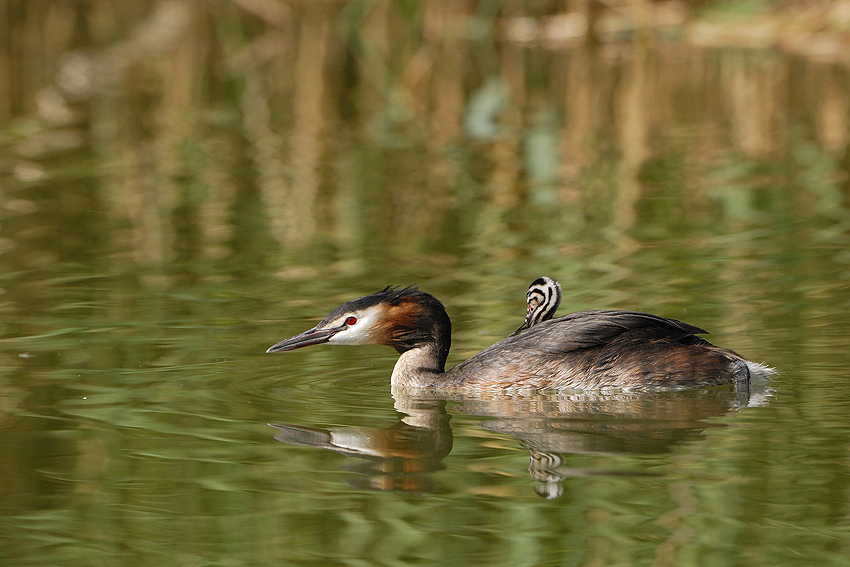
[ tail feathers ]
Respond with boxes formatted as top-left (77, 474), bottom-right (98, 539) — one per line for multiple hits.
top-left (745, 360), bottom-right (777, 384)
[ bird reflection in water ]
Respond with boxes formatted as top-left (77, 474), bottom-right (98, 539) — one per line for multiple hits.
top-left (463, 388), bottom-right (754, 498)
top-left (271, 397), bottom-right (452, 493)
top-left (271, 386), bottom-right (762, 498)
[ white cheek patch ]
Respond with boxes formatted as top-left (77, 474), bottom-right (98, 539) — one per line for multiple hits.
top-left (326, 309), bottom-right (381, 345)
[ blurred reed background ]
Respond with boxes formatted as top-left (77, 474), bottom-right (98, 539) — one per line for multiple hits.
top-left (2, 0), bottom-right (848, 274)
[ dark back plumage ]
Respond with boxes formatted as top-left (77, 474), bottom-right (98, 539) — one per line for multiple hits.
top-left (522, 310), bottom-right (707, 353)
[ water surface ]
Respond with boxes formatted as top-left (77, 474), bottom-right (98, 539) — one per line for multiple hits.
top-left (2, 2), bottom-right (850, 566)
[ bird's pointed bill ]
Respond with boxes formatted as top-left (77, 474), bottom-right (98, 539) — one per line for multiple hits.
top-left (266, 326), bottom-right (341, 353)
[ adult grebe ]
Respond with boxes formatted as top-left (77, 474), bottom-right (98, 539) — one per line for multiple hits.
top-left (266, 285), bottom-right (774, 391)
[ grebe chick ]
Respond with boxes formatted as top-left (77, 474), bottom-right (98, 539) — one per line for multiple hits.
top-left (266, 285), bottom-right (774, 392)
top-left (514, 277), bottom-right (562, 335)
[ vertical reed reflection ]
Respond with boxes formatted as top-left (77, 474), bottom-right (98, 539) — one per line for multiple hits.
top-left (613, 27), bottom-right (653, 252)
top-left (240, 32), bottom-right (289, 252)
top-left (286, 4), bottom-right (333, 247)
top-left (560, 44), bottom-right (595, 188)
top-left (725, 52), bottom-right (787, 158)
top-left (816, 65), bottom-right (849, 157)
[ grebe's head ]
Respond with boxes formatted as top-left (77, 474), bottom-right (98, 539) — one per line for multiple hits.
top-left (266, 286), bottom-right (451, 355)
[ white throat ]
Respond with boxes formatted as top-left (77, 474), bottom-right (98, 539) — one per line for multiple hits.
top-left (391, 344), bottom-right (444, 388)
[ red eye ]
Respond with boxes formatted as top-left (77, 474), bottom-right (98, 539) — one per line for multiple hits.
top-left (345, 316), bottom-right (357, 326)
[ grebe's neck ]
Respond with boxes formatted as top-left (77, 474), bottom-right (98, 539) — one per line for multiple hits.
top-left (391, 343), bottom-right (447, 388)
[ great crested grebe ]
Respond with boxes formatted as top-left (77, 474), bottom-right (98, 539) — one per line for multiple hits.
top-left (514, 276), bottom-right (563, 334)
top-left (266, 285), bottom-right (774, 391)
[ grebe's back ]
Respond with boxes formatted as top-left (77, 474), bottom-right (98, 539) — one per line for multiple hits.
top-left (452, 309), bottom-right (759, 390)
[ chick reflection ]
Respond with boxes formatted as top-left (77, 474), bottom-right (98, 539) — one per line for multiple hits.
top-left (272, 387), bottom-right (759, 497)
top-left (461, 388), bottom-right (753, 498)
top-left (271, 398), bottom-right (452, 493)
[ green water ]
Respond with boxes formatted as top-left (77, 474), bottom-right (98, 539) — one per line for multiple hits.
top-left (3, 2), bottom-right (850, 565)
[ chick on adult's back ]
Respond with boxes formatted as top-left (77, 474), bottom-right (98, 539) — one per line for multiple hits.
top-left (514, 276), bottom-right (562, 335)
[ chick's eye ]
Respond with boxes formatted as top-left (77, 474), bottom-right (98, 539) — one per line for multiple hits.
top-left (345, 316), bottom-right (357, 326)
